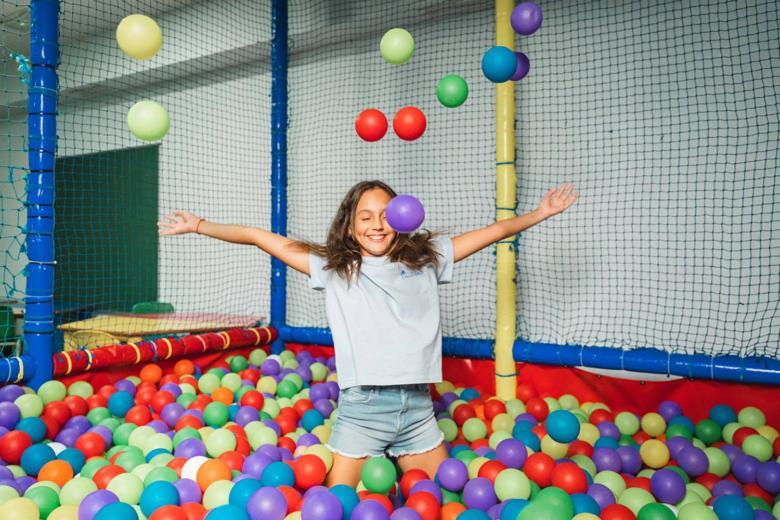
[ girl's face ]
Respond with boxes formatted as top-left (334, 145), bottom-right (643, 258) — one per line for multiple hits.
top-left (352, 188), bottom-right (396, 257)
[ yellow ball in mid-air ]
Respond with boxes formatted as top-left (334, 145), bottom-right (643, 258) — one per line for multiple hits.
top-left (116, 14), bottom-right (162, 60)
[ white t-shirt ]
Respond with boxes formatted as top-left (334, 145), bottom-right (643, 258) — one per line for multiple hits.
top-left (308, 237), bottom-right (454, 389)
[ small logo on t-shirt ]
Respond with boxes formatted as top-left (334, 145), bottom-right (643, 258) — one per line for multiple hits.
top-left (399, 267), bottom-right (423, 278)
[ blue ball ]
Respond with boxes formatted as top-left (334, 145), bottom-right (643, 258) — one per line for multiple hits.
top-left (139, 480), bottom-right (180, 517)
top-left (228, 477), bottom-right (262, 510)
top-left (459, 509), bottom-right (491, 520)
top-left (57, 447), bottom-right (86, 473)
top-left (709, 404), bottom-right (737, 428)
top-left (228, 404), bottom-right (240, 422)
top-left (594, 437), bottom-right (620, 450)
top-left (301, 409), bottom-right (325, 432)
top-left (545, 410), bottom-right (581, 443)
top-left (712, 495), bottom-right (754, 520)
top-left (107, 391), bottom-right (134, 417)
top-left (260, 461), bottom-right (295, 487)
top-left (330, 484), bottom-right (360, 520)
top-left (513, 430), bottom-right (541, 452)
top-left (499, 499), bottom-right (529, 520)
top-left (481, 46), bottom-right (518, 83)
top-left (20, 443), bottom-right (55, 476)
top-left (571, 493), bottom-right (601, 515)
top-left (460, 388), bottom-right (480, 401)
top-left (94, 502), bottom-right (138, 520)
top-left (15, 417), bottom-right (47, 443)
top-left (145, 448), bottom-right (171, 462)
top-left (206, 504), bottom-right (250, 520)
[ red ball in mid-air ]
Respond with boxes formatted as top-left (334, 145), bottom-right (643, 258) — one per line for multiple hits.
top-left (355, 108), bottom-right (388, 142)
top-left (393, 106), bottom-right (426, 141)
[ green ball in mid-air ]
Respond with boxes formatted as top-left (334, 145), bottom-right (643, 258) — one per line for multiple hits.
top-left (127, 100), bottom-right (170, 141)
top-left (436, 74), bottom-right (469, 108)
top-left (380, 28), bottom-right (414, 65)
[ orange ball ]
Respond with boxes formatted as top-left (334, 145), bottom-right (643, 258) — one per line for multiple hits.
top-left (196, 458), bottom-right (232, 491)
top-left (211, 387), bottom-right (234, 406)
top-left (441, 502), bottom-right (466, 520)
top-left (174, 359), bottom-right (195, 376)
top-left (37, 459), bottom-right (74, 487)
top-left (140, 363), bottom-right (163, 383)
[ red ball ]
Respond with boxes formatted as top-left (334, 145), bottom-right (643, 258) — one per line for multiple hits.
top-left (523, 452), bottom-right (555, 487)
top-left (355, 109), bottom-right (388, 142)
top-left (175, 415), bottom-right (203, 431)
top-left (293, 399), bottom-right (314, 417)
top-left (278, 485), bottom-right (302, 513)
top-left (239, 390), bottom-right (264, 410)
top-left (218, 451), bottom-right (245, 473)
top-left (774, 436), bottom-right (780, 457)
top-left (695, 473), bottom-right (721, 492)
top-left (97, 384), bottom-right (117, 401)
top-left (294, 454), bottom-right (327, 490)
top-left (63, 395), bottom-right (88, 417)
top-left (452, 404), bottom-right (476, 426)
top-left (589, 408), bottom-right (614, 425)
top-left (277, 436), bottom-right (296, 453)
top-left (150, 391), bottom-right (176, 414)
top-left (362, 494), bottom-right (393, 515)
top-left (125, 405), bottom-right (152, 426)
top-left (43, 401), bottom-right (72, 426)
top-left (75, 431), bottom-right (106, 458)
top-left (405, 491), bottom-right (441, 520)
top-left (483, 399), bottom-right (507, 421)
top-left (86, 394), bottom-right (108, 410)
top-left (0, 430), bottom-right (32, 464)
top-left (732, 427), bottom-right (758, 447)
top-left (276, 414), bottom-right (297, 436)
top-left (167, 457), bottom-right (186, 477)
top-left (39, 415), bottom-right (61, 440)
top-left (525, 398), bottom-right (549, 421)
top-left (743, 482), bottom-right (774, 505)
top-left (399, 468), bottom-right (429, 498)
top-left (567, 440), bottom-right (594, 458)
top-left (624, 476), bottom-right (651, 494)
top-left (393, 106), bottom-right (426, 141)
top-left (601, 504), bottom-right (636, 520)
top-left (180, 502), bottom-right (206, 520)
top-left (550, 462), bottom-right (588, 494)
top-left (516, 384), bottom-right (536, 401)
top-left (149, 505), bottom-right (188, 520)
top-left (93, 464), bottom-right (125, 489)
top-left (477, 460), bottom-right (507, 484)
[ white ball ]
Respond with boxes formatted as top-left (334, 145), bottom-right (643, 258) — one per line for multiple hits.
top-left (180, 455), bottom-right (209, 481)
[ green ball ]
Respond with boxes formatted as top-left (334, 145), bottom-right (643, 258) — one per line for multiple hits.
top-left (704, 447), bottom-right (730, 477)
top-left (87, 407), bottom-right (111, 425)
top-left (637, 503), bottom-right (677, 520)
top-left (80, 459), bottom-right (109, 479)
top-left (618, 434), bottom-right (638, 447)
top-left (221, 373), bottom-right (242, 393)
top-left (206, 429), bottom-right (236, 457)
top-left (127, 100), bottom-right (170, 141)
top-left (615, 412), bottom-right (640, 436)
top-left (177, 393), bottom-right (198, 409)
top-left (677, 502), bottom-right (717, 520)
top-left (285, 374), bottom-right (304, 391)
top-left (24, 485), bottom-right (59, 518)
top-left (276, 379), bottom-right (298, 399)
top-left (142, 432), bottom-right (173, 455)
top-left (14, 394), bottom-right (43, 418)
top-left (666, 423), bottom-right (694, 440)
top-left (666, 465), bottom-right (690, 483)
top-left (115, 449), bottom-right (146, 472)
top-left (737, 406), bottom-right (765, 428)
top-left (438, 418), bottom-right (458, 442)
top-left (570, 455), bottom-right (596, 478)
top-left (228, 355), bottom-right (248, 372)
top-left (99, 417), bottom-right (122, 431)
top-left (722, 422), bottom-right (741, 443)
top-left (744, 495), bottom-right (771, 512)
top-left (106, 473), bottom-right (143, 504)
top-left (59, 477), bottom-right (97, 505)
top-left (361, 457), bottom-right (397, 494)
top-left (0, 485), bottom-right (19, 505)
top-left (694, 419), bottom-right (722, 445)
top-left (202, 479), bottom-right (233, 510)
top-left (455, 450), bottom-right (478, 466)
top-left (198, 373), bottom-right (220, 394)
top-left (310, 363), bottom-right (328, 382)
top-left (248, 349), bottom-right (267, 366)
top-left (594, 471), bottom-right (626, 498)
top-left (618, 487), bottom-right (656, 515)
top-left (462, 418), bottom-right (488, 442)
top-left (505, 399), bottom-right (526, 418)
top-left (494, 468), bottom-right (531, 501)
top-left (686, 483), bottom-right (711, 503)
top-left (173, 427), bottom-right (201, 448)
top-left (379, 28), bottom-right (414, 65)
top-left (533, 486), bottom-right (574, 517)
top-left (278, 351), bottom-right (295, 362)
top-left (204, 402), bottom-right (229, 427)
top-left (742, 434), bottom-right (773, 462)
top-left (143, 466), bottom-right (178, 486)
top-left (67, 381), bottom-right (93, 399)
top-left (436, 75), bottom-right (469, 108)
top-left (558, 394), bottom-right (579, 410)
top-left (37, 381), bottom-right (67, 405)
top-left (441, 488), bottom-right (462, 505)
top-left (543, 398), bottom-right (561, 413)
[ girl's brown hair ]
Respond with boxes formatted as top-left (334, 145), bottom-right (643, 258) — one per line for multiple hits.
top-left (297, 180), bottom-right (440, 280)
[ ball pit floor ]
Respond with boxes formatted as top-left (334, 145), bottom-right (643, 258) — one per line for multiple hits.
top-left (0, 344), bottom-right (778, 520)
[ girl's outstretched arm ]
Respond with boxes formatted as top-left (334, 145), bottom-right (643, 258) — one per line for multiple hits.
top-left (451, 183), bottom-right (577, 263)
top-left (158, 210), bottom-right (310, 275)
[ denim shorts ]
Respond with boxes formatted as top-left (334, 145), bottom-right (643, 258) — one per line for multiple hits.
top-left (326, 384), bottom-right (444, 458)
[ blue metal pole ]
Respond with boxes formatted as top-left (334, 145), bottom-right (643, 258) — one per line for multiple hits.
top-left (269, 0), bottom-right (288, 354)
top-left (25, 0), bottom-right (59, 388)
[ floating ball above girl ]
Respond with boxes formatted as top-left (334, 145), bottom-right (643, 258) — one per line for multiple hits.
top-left (436, 75), bottom-right (469, 108)
top-left (511, 2), bottom-right (544, 36)
top-left (393, 106), bottom-right (426, 141)
top-left (127, 100), bottom-right (170, 141)
top-left (116, 14), bottom-right (163, 60)
top-left (481, 46), bottom-right (517, 83)
top-left (385, 194), bottom-right (425, 233)
top-left (380, 28), bottom-right (415, 65)
top-left (355, 109), bottom-right (388, 142)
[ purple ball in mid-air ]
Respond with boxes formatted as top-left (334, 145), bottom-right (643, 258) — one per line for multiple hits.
top-left (386, 194), bottom-right (425, 234)
top-left (511, 51), bottom-right (530, 81)
top-left (510, 2), bottom-right (543, 36)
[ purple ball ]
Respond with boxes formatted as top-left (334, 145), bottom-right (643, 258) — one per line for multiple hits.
top-left (303, 485), bottom-right (330, 499)
top-left (462, 477), bottom-right (497, 511)
top-left (313, 399), bottom-right (334, 418)
top-left (597, 421), bottom-right (621, 440)
top-left (161, 403), bottom-right (185, 427)
top-left (351, 499), bottom-right (389, 520)
top-left (15, 476), bottom-right (35, 494)
top-left (510, 2), bottom-right (543, 36)
top-left (88, 426), bottom-right (113, 446)
top-left (247, 487), bottom-right (287, 520)
top-left (113, 379), bottom-right (136, 395)
top-left (666, 436), bottom-right (692, 458)
top-left (757, 461), bottom-right (780, 494)
top-left (325, 357), bottom-right (337, 372)
top-left (712, 479), bottom-right (744, 498)
top-left (386, 195), bottom-right (425, 234)
top-left (55, 428), bottom-right (80, 447)
top-left (295, 365), bottom-right (313, 382)
top-left (657, 401), bottom-right (682, 422)
top-left (587, 483), bottom-right (616, 510)
top-left (175, 438), bottom-right (206, 458)
top-left (174, 478), bottom-right (202, 504)
top-left (474, 446), bottom-right (493, 457)
top-left (182, 409), bottom-right (203, 421)
top-left (496, 438), bottom-right (527, 469)
top-left (0, 466), bottom-right (13, 480)
top-left (436, 458), bottom-right (469, 491)
top-left (326, 381), bottom-right (340, 400)
top-left (440, 392), bottom-right (458, 408)
top-left (410, 479), bottom-right (442, 503)
top-left (616, 446), bottom-right (642, 475)
top-left (309, 384), bottom-right (330, 402)
top-left (78, 489), bottom-right (119, 520)
top-left (515, 413), bottom-right (537, 425)
top-left (0, 402), bottom-right (21, 429)
top-left (0, 385), bottom-right (24, 402)
top-left (147, 420), bottom-right (168, 434)
top-left (756, 510), bottom-right (774, 520)
top-left (296, 433), bottom-right (319, 448)
top-left (160, 383), bottom-right (182, 398)
top-left (65, 416), bottom-right (91, 433)
top-left (719, 444), bottom-right (742, 466)
top-left (390, 507), bottom-right (422, 520)
top-left (258, 444), bottom-right (281, 461)
top-left (242, 453), bottom-right (273, 479)
top-left (263, 419), bottom-right (282, 437)
top-left (510, 51), bottom-right (531, 81)
top-left (732, 454), bottom-right (760, 484)
top-left (261, 358), bottom-right (281, 376)
top-left (677, 446), bottom-right (709, 477)
top-left (235, 406), bottom-right (260, 427)
top-left (593, 447), bottom-right (623, 473)
top-left (279, 447), bottom-right (293, 462)
top-left (650, 469), bottom-right (686, 504)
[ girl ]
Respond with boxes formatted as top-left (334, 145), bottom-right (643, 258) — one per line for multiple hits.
top-left (159, 180), bottom-right (576, 486)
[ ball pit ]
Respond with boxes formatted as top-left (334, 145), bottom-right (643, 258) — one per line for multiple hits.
top-left (0, 348), bottom-right (776, 520)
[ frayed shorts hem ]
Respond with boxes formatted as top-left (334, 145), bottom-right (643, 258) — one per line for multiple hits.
top-left (386, 433), bottom-right (444, 458)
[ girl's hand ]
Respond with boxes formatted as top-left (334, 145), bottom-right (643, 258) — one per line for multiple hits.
top-left (158, 211), bottom-right (201, 235)
top-left (537, 183), bottom-right (577, 219)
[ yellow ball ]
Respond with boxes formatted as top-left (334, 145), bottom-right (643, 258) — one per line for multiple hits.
top-left (305, 445), bottom-right (334, 472)
top-left (757, 425), bottom-right (778, 442)
top-left (311, 424), bottom-right (332, 444)
top-left (284, 513), bottom-right (302, 520)
top-left (572, 515), bottom-right (600, 520)
top-left (116, 14), bottom-right (163, 60)
top-left (0, 498), bottom-right (39, 520)
top-left (639, 439), bottom-right (670, 468)
top-left (541, 435), bottom-right (569, 459)
top-left (641, 412), bottom-right (667, 437)
top-left (491, 413), bottom-right (515, 433)
top-left (467, 457), bottom-right (489, 479)
top-left (47, 505), bottom-right (78, 520)
top-left (578, 423), bottom-right (600, 446)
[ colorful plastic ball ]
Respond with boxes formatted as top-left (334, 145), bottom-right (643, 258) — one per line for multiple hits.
top-left (385, 194), bottom-right (425, 233)
top-left (205, 504), bottom-right (248, 520)
top-left (15, 394), bottom-right (43, 418)
top-left (260, 461), bottom-right (295, 488)
top-left (116, 14), bottom-right (162, 60)
top-left (0, 497), bottom-right (41, 520)
top-left (712, 494), bottom-right (753, 519)
top-left (246, 487), bottom-right (286, 520)
top-left (38, 380), bottom-right (67, 404)
top-left (0, 402), bottom-right (21, 429)
top-left (0, 430), bottom-right (32, 464)
top-left (20, 443), bottom-right (55, 476)
top-left (546, 410), bottom-right (580, 443)
top-left (756, 461), bottom-right (780, 493)
top-left (636, 503), bottom-right (676, 520)
top-left (361, 457), bottom-right (397, 494)
top-left (708, 405), bottom-right (737, 427)
top-left (80, 489), bottom-right (120, 520)
top-left (510, 52), bottom-right (530, 81)
top-left (649, 469), bottom-right (685, 504)
top-left (436, 75), bottom-right (469, 108)
top-left (481, 46), bottom-right (517, 83)
top-left (355, 109), bottom-right (388, 142)
top-left (462, 477), bottom-right (497, 511)
top-left (743, 434), bottom-right (773, 462)
top-left (127, 100), bottom-right (170, 141)
top-left (301, 490), bottom-right (344, 520)
top-left (140, 481), bottom-right (180, 517)
top-left (330, 484), bottom-right (359, 519)
top-left (227, 478), bottom-right (261, 510)
top-left (25, 485), bottom-right (61, 518)
top-left (393, 106), bottom-right (426, 141)
top-left (437, 458), bottom-right (469, 492)
top-left (510, 2), bottom-right (543, 35)
top-left (551, 462), bottom-right (588, 494)
top-left (379, 28), bottom-right (414, 65)
top-left (494, 468), bottom-right (531, 501)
